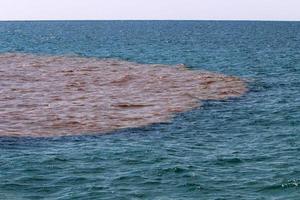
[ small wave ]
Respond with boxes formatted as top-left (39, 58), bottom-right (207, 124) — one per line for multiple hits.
top-left (214, 157), bottom-right (244, 166)
top-left (260, 179), bottom-right (300, 192)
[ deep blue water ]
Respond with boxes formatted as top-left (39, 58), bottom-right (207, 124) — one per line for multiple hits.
top-left (0, 21), bottom-right (300, 199)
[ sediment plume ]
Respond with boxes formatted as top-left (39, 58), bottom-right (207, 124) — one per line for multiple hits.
top-left (0, 53), bottom-right (246, 137)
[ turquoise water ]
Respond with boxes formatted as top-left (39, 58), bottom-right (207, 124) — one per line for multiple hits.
top-left (0, 21), bottom-right (300, 199)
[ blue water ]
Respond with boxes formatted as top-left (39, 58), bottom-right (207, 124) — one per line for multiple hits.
top-left (0, 21), bottom-right (300, 199)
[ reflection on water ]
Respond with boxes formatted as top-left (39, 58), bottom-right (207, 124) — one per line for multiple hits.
top-left (0, 53), bottom-right (246, 136)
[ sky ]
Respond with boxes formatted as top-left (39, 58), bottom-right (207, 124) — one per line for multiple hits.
top-left (0, 0), bottom-right (299, 21)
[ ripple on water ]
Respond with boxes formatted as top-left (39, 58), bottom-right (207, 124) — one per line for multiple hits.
top-left (261, 179), bottom-right (300, 191)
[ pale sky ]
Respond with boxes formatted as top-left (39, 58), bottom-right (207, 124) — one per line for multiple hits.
top-left (0, 0), bottom-right (299, 21)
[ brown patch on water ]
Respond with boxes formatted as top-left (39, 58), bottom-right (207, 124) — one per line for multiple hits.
top-left (0, 53), bottom-right (246, 137)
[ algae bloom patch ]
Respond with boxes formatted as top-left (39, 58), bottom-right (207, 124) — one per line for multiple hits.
top-left (0, 53), bottom-right (246, 137)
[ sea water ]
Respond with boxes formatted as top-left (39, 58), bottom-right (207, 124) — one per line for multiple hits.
top-left (0, 21), bottom-right (300, 199)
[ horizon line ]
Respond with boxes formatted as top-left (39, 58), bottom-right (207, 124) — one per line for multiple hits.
top-left (0, 19), bottom-right (300, 22)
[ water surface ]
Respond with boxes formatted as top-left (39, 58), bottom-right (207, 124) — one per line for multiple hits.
top-left (0, 21), bottom-right (300, 199)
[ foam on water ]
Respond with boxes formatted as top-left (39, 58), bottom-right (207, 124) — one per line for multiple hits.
top-left (0, 53), bottom-right (246, 137)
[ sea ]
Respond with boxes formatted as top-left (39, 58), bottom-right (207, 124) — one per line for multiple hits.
top-left (0, 21), bottom-right (300, 199)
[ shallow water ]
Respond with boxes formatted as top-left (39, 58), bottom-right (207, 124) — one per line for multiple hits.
top-left (0, 21), bottom-right (300, 199)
